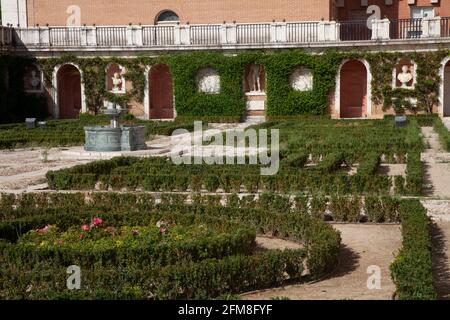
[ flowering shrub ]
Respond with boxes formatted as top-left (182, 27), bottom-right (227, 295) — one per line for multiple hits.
top-left (13, 218), bottom-right (257, 268)
top-left (0, 192), bottom-right (342, 299)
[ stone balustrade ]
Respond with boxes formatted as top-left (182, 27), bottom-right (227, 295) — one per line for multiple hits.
top-left (3, 17), bottom-right (450, 50)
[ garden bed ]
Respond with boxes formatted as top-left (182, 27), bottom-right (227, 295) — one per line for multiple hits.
top-left (0, 192), bottom-right (340, 299)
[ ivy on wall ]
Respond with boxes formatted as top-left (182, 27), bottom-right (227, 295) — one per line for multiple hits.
top-left (2, 49), bottom-right (450, 123)
top-left (0, 55), bottom-right (48, 124)
top-left (39, 55), bottom-right (148, 114)
top-left (366, 50), bottom-right (448, 114)
top-left (161, 52), bottom-right (248, 121)
top-left (264, 50), bottom-right (347, 116)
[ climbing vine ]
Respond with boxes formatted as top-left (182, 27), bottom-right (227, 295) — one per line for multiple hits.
top-left (2, 49), bottom-right (450, 123)
top-left (366, 50), bottom-right (448, 114)
top-left (39, 55), bottom-right (149, 114)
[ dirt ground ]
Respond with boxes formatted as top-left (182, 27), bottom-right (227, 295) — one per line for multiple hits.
top-left (255, 235), bottom-right (303, 251)
top-left (0, 148), bottom-right (90, 192)
top-left (242, 224), bottom-right (402, 300)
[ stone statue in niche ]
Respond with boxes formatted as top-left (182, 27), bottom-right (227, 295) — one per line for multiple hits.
top-left (247, 64), bottom-right (263, 93)
top-left (290, 67), bottom-right (313, 92)
top-left (397, 65), bottom-right (413, 89)
top-left (197, 68), bottom-right (220, 94)
top-left (24, 65), bottom-right (43, 92)
top-left (111, 72), bottom-right (123, 93)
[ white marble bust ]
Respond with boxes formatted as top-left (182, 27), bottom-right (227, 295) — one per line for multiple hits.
top-left (197, 68), bottom-right (220, 94)
top-left (112, 72), bottom-right (123, 92)
top-left (30, 70), bottom-right (41, 89)
top-left (397, 65), bottom-right (413, 89)
top-left (290, 67), bottom-right (313, 92)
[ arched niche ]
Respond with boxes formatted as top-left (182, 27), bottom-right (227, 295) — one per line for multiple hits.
top-left (244, 63), bottom-right (266, 94)
top-left (106, 63), bottom-right (126, 94)
top-left (56, 64), bottom-right (82, 119)
top-left (24, 63), bottom-right (44, 93)
top-left (392, 58), bottom-right (417, 90)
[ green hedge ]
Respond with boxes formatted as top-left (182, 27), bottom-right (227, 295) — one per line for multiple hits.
top-left (390, 200), bottom-right (436, 300)
top-left (265, 51), bottom-right (342, 116)
top-left (8, 223), bottom-right (256, 268)
top-left (164, 52), bottom-right (246, 119)
top-left (0, 192), bottom-right (341, 299)
top-left (405, 151), bottom-right (423, 196)
top-left (433, 117), bottom-right (450, 151)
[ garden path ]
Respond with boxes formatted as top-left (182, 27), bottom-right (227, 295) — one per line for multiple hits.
top-left (242, 224), bottom-right (401, 300)
top-left (421, 127), bottom-right (450, 198)
top-left (0, 123), bottom-right (252, 192)
top-left (415, 127), bottom-right (450, 300)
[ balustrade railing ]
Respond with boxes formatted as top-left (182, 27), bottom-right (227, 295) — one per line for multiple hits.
top-left (96, 26), bottom-right (127, 46)
top-left (339, 20), bottom-right (372, 41)
top-left (390, 18), bottom-right (422, 39)
top-left (442, 17), bottom-right (450, 38)
top-left (0, 26), bottom-right (13, 47)
top-left (287, 22), bottom-right (319, 43)
top-left (50, 27), bottom-right (82, 46)
top-left (4, 17), bottom-right (450, 50)
top-left (190, 25), bottom-right (221, 45)
top-left (236, 23), bottom-right (271, 44)
top-left (143, 26), bottom-right (175, 46)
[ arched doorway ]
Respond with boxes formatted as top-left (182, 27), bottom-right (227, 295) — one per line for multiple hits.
top-left (57, 64), bottom-right (82, 119)
top-left (340, 60), bottom-right (367, 118)
top-left (149, 64), bottom-right (174, 119)
top-left (443, 60), bottom-right (450, 117)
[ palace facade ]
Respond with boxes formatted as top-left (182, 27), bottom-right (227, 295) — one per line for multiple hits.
top-left (1, 0), bottom-right (450, 122)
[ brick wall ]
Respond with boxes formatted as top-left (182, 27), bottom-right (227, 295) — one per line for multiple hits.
top-left (25, 0), bottom-right (332, 26)
top-left (336, 0), bottom-right (450, 21)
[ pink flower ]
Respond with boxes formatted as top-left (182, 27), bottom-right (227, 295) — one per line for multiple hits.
top-left (92, 217), bottom-right (103, 227)
top-left (159, 227), bottom-right (167, 235)
top-left (37, 225), bottom-right (50, 235)
top-left (81, 224), bottom-right (90, 231)
top-left (79, 234), bottom-right (85, 240)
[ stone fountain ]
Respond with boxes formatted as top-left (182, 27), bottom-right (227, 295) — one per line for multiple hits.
top-left (84, 102), bottom-right (147, 152)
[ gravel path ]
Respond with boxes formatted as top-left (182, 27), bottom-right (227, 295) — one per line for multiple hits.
top-left (242, 224), bottom-right (402, 300)
top-left (421, 127), bottom-right (450, 198)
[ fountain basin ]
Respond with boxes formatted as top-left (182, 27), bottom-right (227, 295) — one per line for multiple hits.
top-left (84, 125), bottom-right (147, 152)
top-left (121, 125), bottom-right (147, 151)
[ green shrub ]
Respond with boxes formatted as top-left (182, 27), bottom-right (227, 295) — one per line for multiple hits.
top-left (405, 152), bottom-right (423, 196)
top-left (433, 117), bottom-right (450, 151)
top-left (390, 200), bottom-right (436, 300)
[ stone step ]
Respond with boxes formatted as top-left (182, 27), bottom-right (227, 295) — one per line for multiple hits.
top-left (245, 116), bottom-right (266, 124)
top-left (246, 110), bottom-right (266, 117)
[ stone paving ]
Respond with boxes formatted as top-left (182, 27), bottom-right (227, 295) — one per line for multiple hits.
top-left (0, 123), bottom-right (253, 193)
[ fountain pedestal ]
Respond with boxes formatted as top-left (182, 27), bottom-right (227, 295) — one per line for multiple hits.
top-left (84, 103), bottom-right (147, 152)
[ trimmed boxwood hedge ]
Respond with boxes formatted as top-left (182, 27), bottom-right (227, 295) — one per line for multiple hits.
top-left (390, 200), bottom-right (436, 300)
top-left (0, 191), bottom-right (341, 299)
